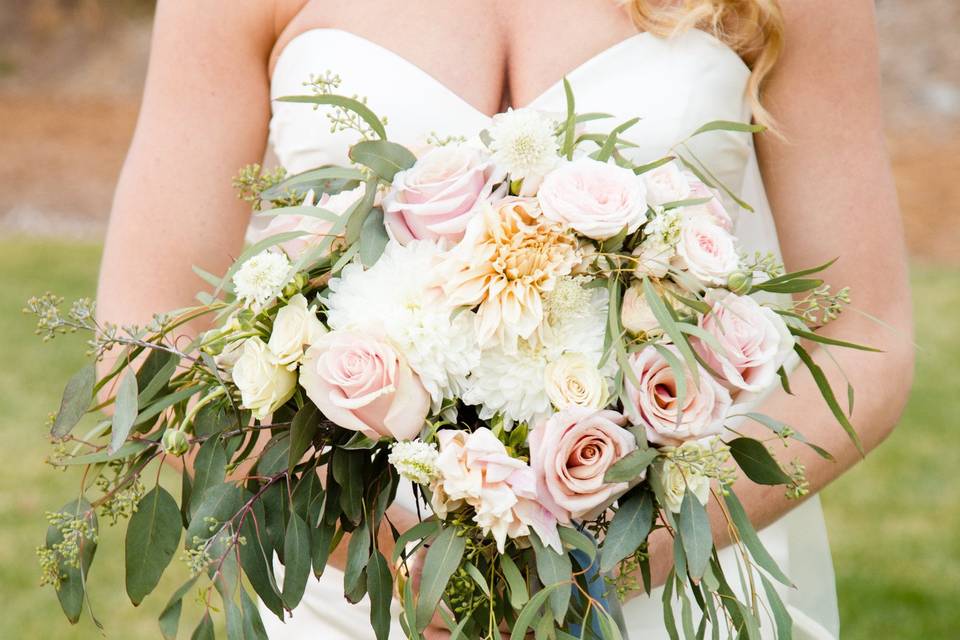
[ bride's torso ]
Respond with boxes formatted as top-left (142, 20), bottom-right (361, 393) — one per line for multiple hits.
top-left (261, 21), bottom-right (840, 640)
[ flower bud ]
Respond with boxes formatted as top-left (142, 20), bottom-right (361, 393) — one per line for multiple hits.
top-left (282, 272), bottom-right (308, 299)
top-left (727, 270), bottom-right (753, 295)
top-left (162, 428), bottom-right (190, 457)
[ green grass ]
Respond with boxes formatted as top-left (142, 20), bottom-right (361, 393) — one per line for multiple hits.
top-left (0, 237), bottom-right (957, 639)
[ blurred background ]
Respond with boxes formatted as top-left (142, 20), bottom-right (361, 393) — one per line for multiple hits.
top-left (0, 1), bottom-right (957, 638)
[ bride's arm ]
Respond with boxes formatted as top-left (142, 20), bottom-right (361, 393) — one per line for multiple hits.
top-left (640, 0), bottom-right (914, 589)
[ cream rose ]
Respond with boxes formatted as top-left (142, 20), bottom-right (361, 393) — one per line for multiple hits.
top-left (529, 407), bottom-right (638, 522)
top-left (659, 442), bottom-right (712, 514)
top-left (675, 216), bottom-right (740, 286)
top-left (621, 283), bottom-right (660, 336)
top-left (383, 145), bottom-right (497, 245)
top-left (643, 162), bottom-right (691, 206)
top-left (538, 158), bottom-right (648, 240)
top-left (693, 290), bottom-right (795, 392)
top-left (231, 337), bottom-right (297, 420)
top-left (625, 345), bottom-right (732, 445)
top-left (267, 293), bottom-right (326, 370)
top-left (299, 331), bottom-right (429, 441)
top-left (544, 353), bottom-right (608, 410)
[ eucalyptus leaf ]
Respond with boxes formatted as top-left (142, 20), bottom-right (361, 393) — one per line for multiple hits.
top-left (136, 350), bottom-right (178, 405)
top-left (601, 490), bottom-right (654, 573)
top-left (508, 583), bottom-right (562, 640)
top-left (288, 403), bottom-right (320, 473)
top-left (46, 498), bottom-right (97, 623)
top-left (51, 363), bottom-right (95, 439)
top-left (677, 492), bottom-right (712, 579)
top-left (367, 550), bottom-right (394, 640)
top-left (728, 438), bottom-right (793, 485)
top-left (604, 447), bottom-right (658, 484)
top-left (344, 520), bottom-right (370, 596)
top-left (158, 576), bottom-right (198, 640)
top-left (415, 526), bottom-right (466, 631)
top-left (240, 587), bottom-right (270, 640)
top-left (359, 208), bottom-right (390, 267)
top-left (689, 120), bottom-right (765, 137)
top-left (262, 165), bottom-right (364, 201)
top-left (349, 140), bottom-right (416, 182)
top-left (281, 513), bottom-right (311, 609)
top-left (191, 437), bottom-right (228, 518)
top-left (126, 486), bottom-right (182, 605)
top-left (500, 553), bottom-right (529, 609)
top-left (190, 612), bottom-right (215, 640)
top-left (794, 344), bottom-right (863, 454)
top-left (530, 531), bottom-right (572, 624)
top-left (278, 94), bottom-right (387, 139)
top-left (722, 489), bottom-right (793, 587)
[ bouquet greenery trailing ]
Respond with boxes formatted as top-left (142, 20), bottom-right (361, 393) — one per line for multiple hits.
top-left (29, 77), bottom-right (872, 640)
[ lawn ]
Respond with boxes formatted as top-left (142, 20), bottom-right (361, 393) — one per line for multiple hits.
top-left (0, 237), bottom-right (956, 639)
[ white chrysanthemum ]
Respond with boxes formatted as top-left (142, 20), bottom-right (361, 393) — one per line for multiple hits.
top-left (232, 250), bottom-right (292, 308)
top-left (463, 279), bottom-right (610, 427)
top-left (388, 440), bottom-right (440, 485)
top-left (488, 108), bottom-right (559, 180)
top-left (325, 240), bottom-right (480, 410)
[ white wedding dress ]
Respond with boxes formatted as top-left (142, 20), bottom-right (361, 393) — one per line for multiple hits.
top-left (260, 27), bottom-right (840, 640)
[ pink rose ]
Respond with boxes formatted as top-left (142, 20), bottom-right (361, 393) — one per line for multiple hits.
top-left (529, 407), bottom-right (638, 522)
top-left (249, 186), bottom-right (363, 259)
top-left (538, 158), bottom-right (648, 240)
top-left (643, 162), bottom-right (690, 206)
top-left (299, 331), bottom-right (429, 441)
top-left (685, 177), bottom-right (733, 230)
top-left (383, 146), bottom-right (497, 245)
top-left (676, 216), bottom-right (740, 286)
top-left (693, 291), bottom-right (795, 392)
top-left (431, 428), bottom-right (561, 552)
top-left (625, 345), bottom-right (732, 445)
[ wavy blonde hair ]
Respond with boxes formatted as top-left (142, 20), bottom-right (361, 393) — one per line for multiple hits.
top-left (625, 0), bottom-right (785, 128)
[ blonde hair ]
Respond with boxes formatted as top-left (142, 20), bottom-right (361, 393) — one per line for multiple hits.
top-left (625, 0), bottom-right (785, 128)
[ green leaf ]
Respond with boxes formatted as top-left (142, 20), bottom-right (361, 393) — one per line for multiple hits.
top-left (530, 531), bottom-right (572, 624)
top-left (464, 561), bottom-right (492, 598)
top-left (596, 117), bottom-right (640, 162)
top-left (288, 403), bottom-right (320, 473)
top-left (600, 490), bottom-right (654, 573)
top-left (63, 440), bottom-right (152, 466)
top-left (158, 576), bottom-right (198, 639)
top-left (633, 155), bottom-right (676, 175)
top-left (740, 412), bottom-right (834, 461)
top-left (238, 499), bottom-right (284, 619)
top-left (137, 350), bottom-right (178, 405)
top-left (788, 326), bottom-right (881, 352)
top-left (193, 402), bottom-right (234, 438)
top-left (642, 278), bottom-right (700, 385)
top-left (359, 208), bottom-right (390, 267)
top-left (761, 257), bottom-right (838, 285)
top-left (343, 177), bottom-right (380, 247)
top-left (509, 583), bottom-right (563, 640)
top-left (52, 363), bottom-right (95, 439)
top-left (332, 449), bottom-right (364, 525)
top-left (722, 489), bottom-right (793, 587)
top-left (190, 612), bottom-right (215, 640)
top-left (261, 165), bottom-right (364, 201)
top-left (367, 550), bottom-right (394, 640)
top-left (558, 526), bottom-right (596, 562)
top-left (256, 433), bottom-right (291, 477)
top-left (500, 553), bottom-right (529, 609)
top-left (561, 77), bottom-right (576, 159)
top-left (794, 344), bottom-right (863, 454)
top-left (415, 526), bottom-right (467, 631)
top-left (281, 513), bottom-right (311, 609)
top-left (344, 520), bottom-right (370, 596)
top-left (349, 140), bottom-right (416, 182)
top-left (604, 447), bottom-right (658, 484)
top-left (752, 278), bottom-right (824, 294)
top-left (677, 492), bottom-right (712, 579)
top-left (278, 94), bottom-right (388, 139)
top-left (690, 120), bottom-right (765, 137)
top-left (391, 519), bottom-right (441, 562)
top-left (760, 573), bottom-right (793, 640)
top-left (133, 385), bottom-right (201, 428)
top-left (46, 498), bottom-right (97, 623)
top-left (126, 486), bottom-right (182, 605)
top-left (240, 587), bottom-right (270, 640)
top-left (191, 437), bottom-right (228, 518)
top-left (341, 431), bottom-right (382, 450)
top-left (728, 438), bottom-right (793, 485)
top-left (186, 483), bottom-right (245, 544)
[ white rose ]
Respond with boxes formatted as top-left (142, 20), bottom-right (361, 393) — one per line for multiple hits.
top-left (632, 237), bottom-right (673, 279)
top-left (232, 337), bottom-right (297, 420)
top-left (675, 216), bottom-right (740, 286)
top-left (267, 294), bottom-right (326, 370)
top-left (621, 283), bottom-right (660, 336)
top-left (544, 352), bottom-right (608, 410)
top-left (660, 449), bottom-right (711, 514)
top-left (538, 158), bottom-right (648, 240)
top-left (643, 162), bottom-right (691, 206)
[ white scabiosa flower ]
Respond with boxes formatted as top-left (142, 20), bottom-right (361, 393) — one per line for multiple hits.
top-left (232, 250), bottom-right (292, 308)
top-left (325, 240), bottom-right (480, 411)
top-left (488, 108), bottom-right (559, 181)
top-left (388, 440), bottom-right (440, 485)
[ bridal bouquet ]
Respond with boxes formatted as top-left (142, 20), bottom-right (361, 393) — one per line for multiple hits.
top-left (30, 78), bottom-right (869, 640)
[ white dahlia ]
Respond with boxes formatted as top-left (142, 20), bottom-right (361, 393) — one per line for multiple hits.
top-left (488, 108), bottom-right (559, 181)
top-left (325, 240), bottom-right (480, 410)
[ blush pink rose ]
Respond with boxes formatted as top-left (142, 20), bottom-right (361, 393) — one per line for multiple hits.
top-left (299, 331), bottom-right (429, 441)
top-left (529, 407), bottom-right (638, 523)
top-left (625, 345), bottom-right (732, 445)
top-left (249, 186), bottom-right (363, 259)
top-left (676, 216), bottom-right (740, 286)
top-left (538, 158), bottom-right (648, 240)
top-left (684, 177), bottom-right (733, 230)
top-left (643, 162), bottom-right (691, 206)
top-left (383, 145), bottom-right (496, 245)
top-left (693, 291), bottom-right (795, 392)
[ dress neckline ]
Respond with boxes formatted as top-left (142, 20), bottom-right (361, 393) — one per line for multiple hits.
top-left (271, 27), bottom-right (748, 120)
